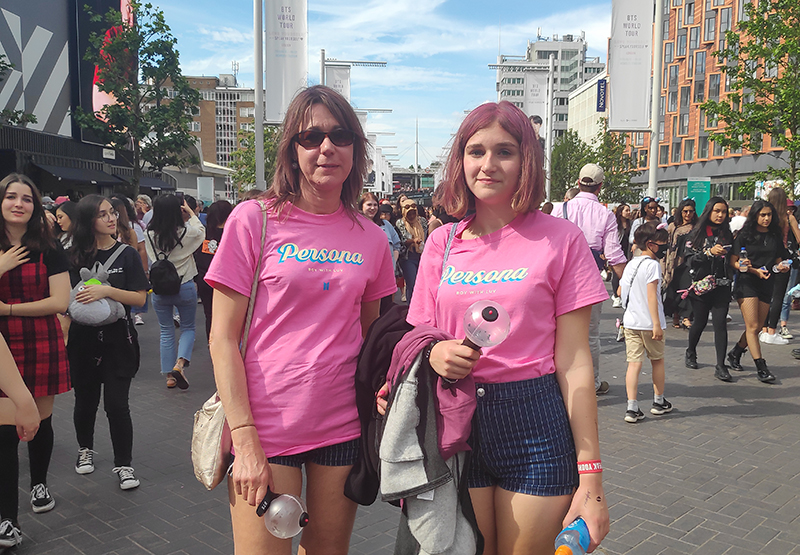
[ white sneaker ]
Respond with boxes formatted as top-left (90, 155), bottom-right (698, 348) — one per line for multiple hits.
top-left (759, 330), bottom-right (767, 342)
top-left (133, 314), bottom-right (144, 326)
top-left (611, 296), bottom-right (623, 309)
top-left (779, 325), bottom-right (793, 339)
top-left (763, 332), bottom-right (789, 345)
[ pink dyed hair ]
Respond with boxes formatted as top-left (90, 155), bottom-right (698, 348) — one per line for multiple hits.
top-left (436, 101), bottom-right (544, 218)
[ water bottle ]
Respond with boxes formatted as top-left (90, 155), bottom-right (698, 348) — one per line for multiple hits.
top-left (256, 488), bottom-right (309, 539)
top-left (554, 518), bottom-right (591, 555)
top-left (739, 248), bottom-right (749, 273)
top-left (773, 259), bottom-right (792, 273)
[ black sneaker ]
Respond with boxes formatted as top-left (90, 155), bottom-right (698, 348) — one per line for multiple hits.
top-left (30, 483), bottom-right (55, 513)
top-left (595, 381), bottom-right (610, 395)
top-left (650, 399), bottom-right (673, 415)
top-left (685, 349), bottom-right (698, 369)
top-left (113, 466), bottom-right (140, 490)
top-left (624, 408), bottom-right (645, 423)
top-left (0, 519), bottom-right (21, 548)
top-left (75, 448), bottom-right (95, 475)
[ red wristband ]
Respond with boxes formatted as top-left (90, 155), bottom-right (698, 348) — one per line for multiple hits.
top-left (577, 460), bottom-right (603, 474)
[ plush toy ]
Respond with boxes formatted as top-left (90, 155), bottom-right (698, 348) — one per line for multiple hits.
top-left (67, 263), bottom-right (126, 326)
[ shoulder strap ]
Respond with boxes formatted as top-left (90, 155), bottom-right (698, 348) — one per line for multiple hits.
top-left (562, 201), bottom-right (569, 221)
top-left (440, 222), bottom-right (459, 276)
top-left (147, 228), bottom-right (187, 260)
top-left (102, 242), bottom-right (128, 272)
top-left (623, 258), bottom-right (647, 308)
top-left (239, 200), bottom-right (268, 357)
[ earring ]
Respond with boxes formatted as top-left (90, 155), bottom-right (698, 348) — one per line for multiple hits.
top-left (291, 162), bottom-right (299, 170)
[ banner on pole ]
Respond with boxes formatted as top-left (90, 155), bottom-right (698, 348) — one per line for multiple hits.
top-left (687, 178), bottom-right (711, 212)
top-left (525, 70), bottom-right (548, 121)
top-left (325, 66), bottom-right (351, 102)
top-left (608, 0), bottom-right (653, 131)
top-left (265, 0), bottom-right (308, 122)
top-left (597, 79), bottom-right (608, 112)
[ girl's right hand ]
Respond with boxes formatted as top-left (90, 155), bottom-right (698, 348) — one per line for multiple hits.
top-left (0, 245), bottom-right (30, 275)
top-left (15, 396), bottom-right (40, 442)
top-left (428, 340), bottom-right (480, 381)
top-left (229, 426), bottom-right (274, 506)
top-left (755, 267), bottom-right (771, 280)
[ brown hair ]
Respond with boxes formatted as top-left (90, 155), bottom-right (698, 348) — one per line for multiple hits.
top-left (0, 173), bottom-right (56, 252)
top-left (437, 101), bottom-right (543, 218)
top-left (267, 85), bottom-right (367, 219)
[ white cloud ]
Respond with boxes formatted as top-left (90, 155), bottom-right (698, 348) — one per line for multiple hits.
top-left (198, 27), bottom-right (253, 45)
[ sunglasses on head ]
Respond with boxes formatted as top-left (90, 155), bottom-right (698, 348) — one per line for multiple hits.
top-left (293, 129), bottom-right (356, 148)
top-left (642, 196), bottom-right (661, 204)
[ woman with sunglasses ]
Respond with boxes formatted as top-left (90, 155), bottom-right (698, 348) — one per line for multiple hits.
top-left (629, 196), bottom-right (661, 248)
top-left (67, 196), bottom-right (149, 489)
top-left (611, 203), bottom-right (632, 307)
top-left (664, 199), bottom-right (697, 329)
top-left (206, 85), bottom-right (395, 554)
top-left (683, 197), bottom-right (734, 382)
top-left (728, 200), bottom-right (788, 383)
top-left (0, 174), bottom-right (70, 547)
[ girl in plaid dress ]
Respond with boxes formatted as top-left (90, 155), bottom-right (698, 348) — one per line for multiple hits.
top-left (0, 174), bottom-right (71, 548)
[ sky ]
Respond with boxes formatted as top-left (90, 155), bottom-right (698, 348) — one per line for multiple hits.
top-left (158, 0), bottom-right (612, 170)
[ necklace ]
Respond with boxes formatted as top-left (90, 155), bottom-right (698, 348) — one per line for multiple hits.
top-left (97, 238), bottom-right (117, 250)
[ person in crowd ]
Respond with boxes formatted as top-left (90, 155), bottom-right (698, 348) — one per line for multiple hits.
top-left (729, 205), bottom-right (749, 234)
top-left (361, 194), bottom-right (400, 313)
top-left (761, 189), bottom-right (800, 344)
top-left (556, 163), bottom-right (627, 395)
top-left (395, 197), bottom-right (428, 304)
top-left (135, 194), bottom-right (153, 226)
top-left (728, 200), bottom-right (789, 383)
top-left (0, 174), bottom-right (71, 548)
top-left (664, 199), bottom-right (697, 329)
top-left (781, 202), bottom-right (800, 341)
top-left (144, 195), bottom-right (204, 389)
top-left (383, 101), bottom-right (609, 554)
top-left (563, 187), bottom-right (579, 201)
top-left (67, 195), bottom-right (148, 491)
top-left (194, 200), bottom-right (232, 341)
top-left (0, 333), bottom-right (40, 442)
top-left (620, 222), bottom-right (672, 423)
top-left (611, 203), bottom-right (632, 307)
top-left (55, 201), bottom-right (77, 248)
top-left (629, 197), bottom-right (662, 246)
top-left (683, 197), bottom-right (734, 382)
top-left (540, 201), bottom-right (554, 215)
top-left (113, 194), bottom-right (149, 326)
top-left (206, 85), bottom-right (395, 554)
top-left (392, 193), bottom-right (408, 225)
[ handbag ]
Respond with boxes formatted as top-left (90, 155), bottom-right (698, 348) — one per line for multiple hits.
top-left (679, 275), bottom-right (717, 299)
top-left (191, 201), bottom-right (268, 490)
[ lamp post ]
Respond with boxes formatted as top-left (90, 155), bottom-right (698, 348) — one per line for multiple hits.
top-left (254, 0), bottom-right (265, 190)
top-left (320, 50), bottom-right (387, 86)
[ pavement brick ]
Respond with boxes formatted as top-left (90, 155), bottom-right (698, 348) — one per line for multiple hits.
top-left (4, 294), bottom-right (799, 554)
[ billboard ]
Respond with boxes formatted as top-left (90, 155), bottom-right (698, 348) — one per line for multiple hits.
top-left (0, 0), bottom-right (72, 136)
top-left (608, 0), bottom-right (653, 131)
top-left (265, 0), bottom-right (307, 122)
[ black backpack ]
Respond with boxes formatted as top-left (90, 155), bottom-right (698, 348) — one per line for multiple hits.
top-left (147, 228), bottom-right (186, 296)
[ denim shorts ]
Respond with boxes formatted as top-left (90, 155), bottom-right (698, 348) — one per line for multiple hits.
top-left (267, 438), bottom-right (360, 468)
top-left (466, 373), bottom-right (578, 496)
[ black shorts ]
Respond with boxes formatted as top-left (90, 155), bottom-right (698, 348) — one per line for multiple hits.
top-left (267, 439), bottom-right (360, 468)
top-left (734, 274), bottom-right (774, 304)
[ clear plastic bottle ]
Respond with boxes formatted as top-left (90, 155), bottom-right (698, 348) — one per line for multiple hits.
top-left (773, 259), bottom-right (793, 273)
top-left (554, 518), bottom-right (591, 555)
top-left (739, 247), bottom-right (749, 273)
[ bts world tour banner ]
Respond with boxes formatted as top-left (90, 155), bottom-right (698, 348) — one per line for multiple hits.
top-left (325, 66), bottom-right (350, 102)
top-left (265, 0), bottom-right (308, 122)
top-left (608, 0), bottom-right (653, 131)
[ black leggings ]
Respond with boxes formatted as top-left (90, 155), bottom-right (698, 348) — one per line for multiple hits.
top-left (0, 415), bottom-right (54, 523)
top-left (688, 286), bottom-right (730, 367)
top-left (766, 270), bottom-right (791, 329)
top-left (73, 373), bottom-right (133, 467)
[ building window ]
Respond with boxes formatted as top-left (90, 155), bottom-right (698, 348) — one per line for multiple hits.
top-left (699, 136), bottom-right (709, 158)
top-left (189, 121), bottom-right (201, 132)
top-left (664, 43), bottom-right (674, 64)
top-left (673, 0), bottom-right (682, 5)
top-left (239, 107), bottom-right (255, 118)
top-left (672, 143), bottom-right (682, 163)
top-left (681, 86), bottom-right (691, 109)
top-left (677, 8), bottom-right (683, 29)
top-left (660, 144), bottom-right (670, 164)
top-left (694, 80), bottom-right (705, 102)
top-left (713, 0), bottom-right (724, 6)
top-left (664, 0), bottom-right (671, 14)
top-left (695, 51), bottom-right (706, 78)
top-left (704, 11), bottom-right (716, 42)
top-left (639, 150), bottom-right (648, 167)
top-left (663, 19), bottom-right (670, 41)
top-left (660, 95), bottom-right (666, 116)
top-left (688, 52), bottom-right (694, 77)
top-left (668, 90), bottom-right (678, 112)
top-left (685, 2), bottom-right (695, 24)
top-left (708, 74), bottom-right (721, 100)
top-left (706, 112), bottom-right (718, 128)
top-left (679, 113), bottom-right (690, 135)
top-left (636, 132), bottom-right (645, 146)
top-left (720, 7), bottom-right (732, 33)
top-left (713, 140), bottom-right (724, 156)
top-left (659, 120), bottom-right (665, 142)
top-left (738, 0), bottom-right (749, 20)
top-left (677, 34), bottom-right (687, 56)
top-left (689, 27), bottom-right (699, 50)
top-left (684, 139), bottom-right (695, 161)
top-left (669, 65), bottom-right (679, 87)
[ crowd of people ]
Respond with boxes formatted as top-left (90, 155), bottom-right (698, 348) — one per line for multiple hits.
top-left (2, 84), bottom-right (795, 554)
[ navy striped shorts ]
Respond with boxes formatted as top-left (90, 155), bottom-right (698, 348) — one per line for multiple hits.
top-left (267, 438), bottom-right (360, 468)
top-left (466, 373), bottom-right (578, 496)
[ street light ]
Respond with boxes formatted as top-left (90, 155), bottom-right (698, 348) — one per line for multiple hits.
top-left (320, 50), bottom-right (387, 86)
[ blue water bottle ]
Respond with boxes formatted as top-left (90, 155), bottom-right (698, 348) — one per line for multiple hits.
top-left (554, 518), bottom-right (591, 555)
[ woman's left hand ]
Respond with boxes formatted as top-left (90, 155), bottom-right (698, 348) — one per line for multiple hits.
top-left (564, 477), bottom-right (610, 552)
top-left (75, 283), bottom-right (110, 304)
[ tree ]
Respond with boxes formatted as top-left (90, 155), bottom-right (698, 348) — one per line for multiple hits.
top-left (228, 126), bottom-right (281, 193)
top-left (701, 0), bottom-right (800, 195)
top-left (0, 55), bottom-right (37, 127)
top-left (592, 118), bottom-right (642, 204)
top-left (549, 129), bottom-right (594, 201)
top-left (73, 1), bottom-right (200, 194)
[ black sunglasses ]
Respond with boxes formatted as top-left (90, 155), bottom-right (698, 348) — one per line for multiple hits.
top-left (293, 129), bottom-right (356, 148)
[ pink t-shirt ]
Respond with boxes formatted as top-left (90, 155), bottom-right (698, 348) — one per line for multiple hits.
top-left (407, 211), bottom-right (608, 383)
top-left (205, 200), bottom-right (396, 457)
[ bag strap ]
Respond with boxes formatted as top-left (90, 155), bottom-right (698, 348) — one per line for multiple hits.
top-left (101, 242), bottom-right (128, 272)
top-left (437, 222), bottom-right (459, 290)
top-left (562, 201), bottom-right (569, 221)
top-left (147, 227), bottom-right (187, 261)
top-left (239, 200), bottom-right (268, 357)
top-left (623, 258), bottom-right (647, 308)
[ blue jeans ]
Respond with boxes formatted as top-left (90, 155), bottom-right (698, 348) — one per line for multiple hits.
top-left (152, 281), bottom-right (197, 374)
top-left (781, 267), bottom-right (799, 323)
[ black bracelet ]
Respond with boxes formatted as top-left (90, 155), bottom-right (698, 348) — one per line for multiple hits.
top-left (423, 340), bottom-right (440, 365)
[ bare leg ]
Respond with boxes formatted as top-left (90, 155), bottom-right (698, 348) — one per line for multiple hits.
top-left (297, 463), bottom-right (358, 555)
top-left (625, 361), bottom-right (643, 402)
top-left (737, 297), bottom-right (764, 360)
top-left (494, 488), bottom-right (573, 555)
top-left (470, 487), bottom-right (498, 555)
top-left (651, 358), bottom-right (665, 397)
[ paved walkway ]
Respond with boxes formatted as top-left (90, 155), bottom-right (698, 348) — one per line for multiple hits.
top-left (6, 294), bottom-right (800, 554)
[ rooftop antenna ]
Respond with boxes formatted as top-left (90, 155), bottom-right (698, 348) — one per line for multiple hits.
top-left (231, 60), bottom-right (239, 86)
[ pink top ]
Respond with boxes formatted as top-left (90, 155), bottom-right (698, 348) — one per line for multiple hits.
top-left (206, 200), bottom-right (396, 457)
top-left (557, 192), bottom-right (627, 266)
top-left (407, 211), bottom-right (608, 383)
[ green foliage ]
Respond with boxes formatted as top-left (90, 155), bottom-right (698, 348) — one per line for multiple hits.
top-left (0, 55), bottom-right (37, 126)
top-left (229, 125), bottom-right (281, 193)
top-left (700, 0), bottom-right (800, 195)
top-left (549, 129), bottom-right (593, 201)
top-left (73, 1), bottom-right (200, 194)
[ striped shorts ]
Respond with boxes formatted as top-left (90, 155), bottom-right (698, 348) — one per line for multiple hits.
top-left (466, 373), bottom-right (578, 496)
top-left (267, 438), bottom-right (360, 468)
